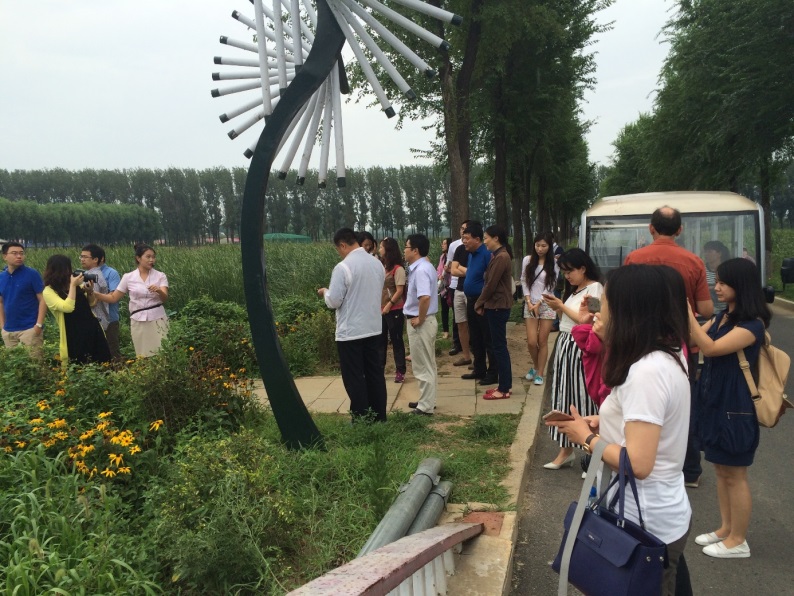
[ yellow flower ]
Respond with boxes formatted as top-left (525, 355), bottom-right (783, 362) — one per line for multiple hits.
top-left (31, 426), bottom-right (42, 433)
top-left (117, 466), bottom-right (131, 475)
top-left (54, 432), bottom-right (68, 440)
top-left (29, 417), bottom-right (44, 424)
top-left (96, 421), bottom-right (110, 431)
top-left (3, 447), bottom-right (12, 453)
top-left (37, 400), bottom-right (50, 411)
top-left (98, 411), bottom-right (112, 419)
top-left (80, 429), bottom-right (95, 440)
top-left (108, 453), bottom-right (124, 467)
top-left (54, 389), bottom-right (66, 397)
top-left (189, 346), bottom-right (194, 351)
top-left (129, 445), bottom-right (141, 455)
top-left (15, 440), bottom-right (27, 448)
top-left (103, 390), bottom-right (109, 395)
top-left (149, 420), bottom-right (164, 432)
top-left (100, 468), bottom-right (116, 478)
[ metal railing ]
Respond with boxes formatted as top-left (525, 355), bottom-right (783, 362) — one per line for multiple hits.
top-left (287, 522), bottom-right (483, 595)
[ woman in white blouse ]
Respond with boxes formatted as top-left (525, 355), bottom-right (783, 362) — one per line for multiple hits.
top-left (95, 244), bottom-right (169, 357)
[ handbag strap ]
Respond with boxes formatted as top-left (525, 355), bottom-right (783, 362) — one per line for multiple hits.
top-left (558, 439), bottom-right (608, 596)
top-left (737, 347), bottom-right (760, 399)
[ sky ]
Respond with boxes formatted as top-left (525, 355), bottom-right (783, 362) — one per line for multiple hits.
top-left (0, 0), bottom-right (673, 173)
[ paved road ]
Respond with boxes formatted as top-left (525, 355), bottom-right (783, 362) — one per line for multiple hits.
top-left (510, 303), bottom-right (794, 595)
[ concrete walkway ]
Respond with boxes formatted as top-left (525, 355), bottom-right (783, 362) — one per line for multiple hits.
top-left (253, 321), bottom-right (550, 595)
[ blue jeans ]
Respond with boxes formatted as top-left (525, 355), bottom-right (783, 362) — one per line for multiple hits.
top-left (486, 308), bottom-right (512, 392)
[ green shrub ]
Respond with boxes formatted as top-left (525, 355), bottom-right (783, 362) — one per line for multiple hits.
top-left (0, 448), bottom-right (161, 594)
top-left (150, 430), bottom-right (297, 593)
top-left (167, 297), bottom-right (257, 373)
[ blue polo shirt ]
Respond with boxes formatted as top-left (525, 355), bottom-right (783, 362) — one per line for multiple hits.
top-left (100, 263), bottom-right (121, 323)
top-left (0, 264), bottom-right (44, 332)
top-left (463, 244), bottom-right (491, 297)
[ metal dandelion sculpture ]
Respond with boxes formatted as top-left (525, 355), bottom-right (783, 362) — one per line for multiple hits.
top-left (211, 0), bottom-right (461, 447)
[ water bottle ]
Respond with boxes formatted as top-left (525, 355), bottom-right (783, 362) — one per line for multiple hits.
top-left (587, 486), bottom-right (598, 513)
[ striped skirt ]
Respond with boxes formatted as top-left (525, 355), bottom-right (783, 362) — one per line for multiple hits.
top-left (548, 331), bottom-right (597, 447)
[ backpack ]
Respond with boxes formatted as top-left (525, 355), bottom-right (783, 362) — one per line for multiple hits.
top-left (738, 331), bottom-right (793, 428)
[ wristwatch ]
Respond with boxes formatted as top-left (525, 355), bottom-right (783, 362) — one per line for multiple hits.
top-left (35, 323), bottom-right (44, 329)
top-left (582, 433), bottom-right (600, 454)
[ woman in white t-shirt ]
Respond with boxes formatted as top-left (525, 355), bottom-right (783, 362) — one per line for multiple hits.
top-left (520, 232), bottom-right (559, 386)
top-left (548, 264), bottom-right (692, 595)
top-left (541, 249), bottom-right (603, 471)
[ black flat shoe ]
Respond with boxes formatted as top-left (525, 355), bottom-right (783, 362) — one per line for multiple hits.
top-left (461, 372), bottom-right (485, 380)
top-left (411, 408), bottom-right (433, 416)
top-left (408, 401), bottom-right (418, 408)
top-left (478, 375), bottom-right (498, 386)
top-left (448, 348), bottom-right (461, 356)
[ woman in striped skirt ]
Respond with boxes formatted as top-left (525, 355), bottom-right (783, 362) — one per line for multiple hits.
top-left (539, 248), bottom-right (603, 469)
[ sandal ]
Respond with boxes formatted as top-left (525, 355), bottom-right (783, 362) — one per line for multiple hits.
top-left (483, 390), bottom-right (511, 400)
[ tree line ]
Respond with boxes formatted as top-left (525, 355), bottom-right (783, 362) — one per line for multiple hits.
top-left (0, 165), bottom-right (499, 246)
top-left (598, 0), bottom-right (794, 259)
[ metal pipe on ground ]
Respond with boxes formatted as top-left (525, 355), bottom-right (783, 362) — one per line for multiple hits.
top-left (406, 480), bottom-right (453, 535)
top-left (357, 457), bottom-right (442, 557)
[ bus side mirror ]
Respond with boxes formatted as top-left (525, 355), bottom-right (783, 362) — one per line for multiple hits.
top-left (763, 285), bottom-right (776, 304)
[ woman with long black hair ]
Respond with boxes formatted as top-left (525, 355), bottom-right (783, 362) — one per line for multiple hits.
top-left (541, 249), bottom-right (602, 469)
top-left (689, 258), bottom-right (770, 559)
top-left (475, 225), bottom-right (514, 400)
top-left (548, 264), bottom-right (692, 594)
top-left (520, 232), bottom-right (559, 385)
top-left (378, 237), bottom-right (407, 383)
top-left (42, 254), bottom-right (111, 366)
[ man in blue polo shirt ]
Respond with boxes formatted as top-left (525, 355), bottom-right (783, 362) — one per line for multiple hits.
top-left (0, 242), bottom-right (47, 359)
top-left (460, 224), bottom-right (497, 385)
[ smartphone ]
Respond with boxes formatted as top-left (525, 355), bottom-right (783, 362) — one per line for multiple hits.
top-left (541, 293), bottom-right (555, 301)
top-left (542, 410), bottom-right (574, 422)
top-left (586, 296), bottom-right (601, 314)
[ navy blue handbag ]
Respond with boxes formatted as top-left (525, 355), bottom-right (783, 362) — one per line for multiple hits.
top-left (552, 442), bottom-right (668, 596)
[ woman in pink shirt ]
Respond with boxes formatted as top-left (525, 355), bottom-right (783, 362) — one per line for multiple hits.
top-left (95, 244), bottom-right (169, 357)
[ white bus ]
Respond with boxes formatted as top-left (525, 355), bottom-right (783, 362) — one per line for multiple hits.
top-left (579, 191), bottom-right (766, 284)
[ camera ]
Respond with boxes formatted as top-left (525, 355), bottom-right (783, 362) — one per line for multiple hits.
top-left (73, 269), bottom-right (98, 283)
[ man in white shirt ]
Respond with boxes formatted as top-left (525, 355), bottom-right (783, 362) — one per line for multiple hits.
top-left (403, 234), bottom-right (439, 415)
top-left (318, 228), bottom-right (387, 422)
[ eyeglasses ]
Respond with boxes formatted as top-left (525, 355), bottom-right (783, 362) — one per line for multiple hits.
top-left (6, 251), bottom-right (24, 256)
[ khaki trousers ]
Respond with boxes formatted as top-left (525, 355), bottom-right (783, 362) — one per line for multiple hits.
top-left (406, 317), bottom-right (438, 413)
top-left (2, 327), bottom-right (44, 359)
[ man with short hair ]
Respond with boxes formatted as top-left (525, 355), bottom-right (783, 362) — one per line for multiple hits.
top-left (460, 224), bottom-right (497, 386)
top-left (318, 228), bottom-right (387, 422)
top-left (79, 245), bottom-right (110, 331)
top-left (0, 242), bottom-right (47, 359)
top-left (82, 244), bottom-right (121, 359)
top-left (625, 205), bottom-right (714, 487)
top-left (446, 221), bottom-right (468, 356)
top-left (449, 221), bottom-right (475, 365)
top-left (403, 234), bottom-right (439, 415)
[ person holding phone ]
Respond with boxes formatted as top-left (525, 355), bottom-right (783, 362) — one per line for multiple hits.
top-left (520, 232), bottom-right (559, 386)
top-left (540, 248), bottom-right (603, 470)
top-left (546, 264), bottom-right (692, 594)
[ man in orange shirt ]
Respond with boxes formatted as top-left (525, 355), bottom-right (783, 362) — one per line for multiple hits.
top-left (625, 206), bottom-right (713, 488)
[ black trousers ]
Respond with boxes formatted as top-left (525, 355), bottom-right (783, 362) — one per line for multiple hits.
top-left (380, 309), bottom-right (406, 374)
top-left (337, 335), bottom-right (387, 422)
top-left (466, 295), bottom-right (494, 376)
top-left (440, 293), bottom-right (450, 333)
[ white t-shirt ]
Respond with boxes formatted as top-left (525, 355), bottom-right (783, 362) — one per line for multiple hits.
top-left (559, 283), bottom-right (603, 333)
top-left (598, 350), bottom-right (692, 544)
top-left (520, 256), bottom-right (559, 302)
top-left (447, 238), bottom-right (462, 290)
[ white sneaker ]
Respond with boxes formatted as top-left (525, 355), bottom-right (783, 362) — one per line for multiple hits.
top-left (525, 368), bottom-right (537, 381)
top-left (702, 540), bottom-right (750, 559)
top-left (695, 532), bottom-right (726, 546)
top-left (534, 375), bottom-right (544, 386)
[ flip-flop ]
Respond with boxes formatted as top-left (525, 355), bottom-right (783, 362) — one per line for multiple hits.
top-left (483, 391), bottom-right (511, 400)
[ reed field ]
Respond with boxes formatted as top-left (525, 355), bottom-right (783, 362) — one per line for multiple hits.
top-left (22, 239), bottom-right (448, 312)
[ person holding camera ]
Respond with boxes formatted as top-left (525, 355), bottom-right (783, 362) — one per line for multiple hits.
top-left (42, 254), bottom-right (111, 366)
top-left (94, 244), bottom-right (169, 357)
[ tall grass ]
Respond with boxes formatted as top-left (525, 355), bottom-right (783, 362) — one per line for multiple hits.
top-left (23, 243), bottom-right (341, 311)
